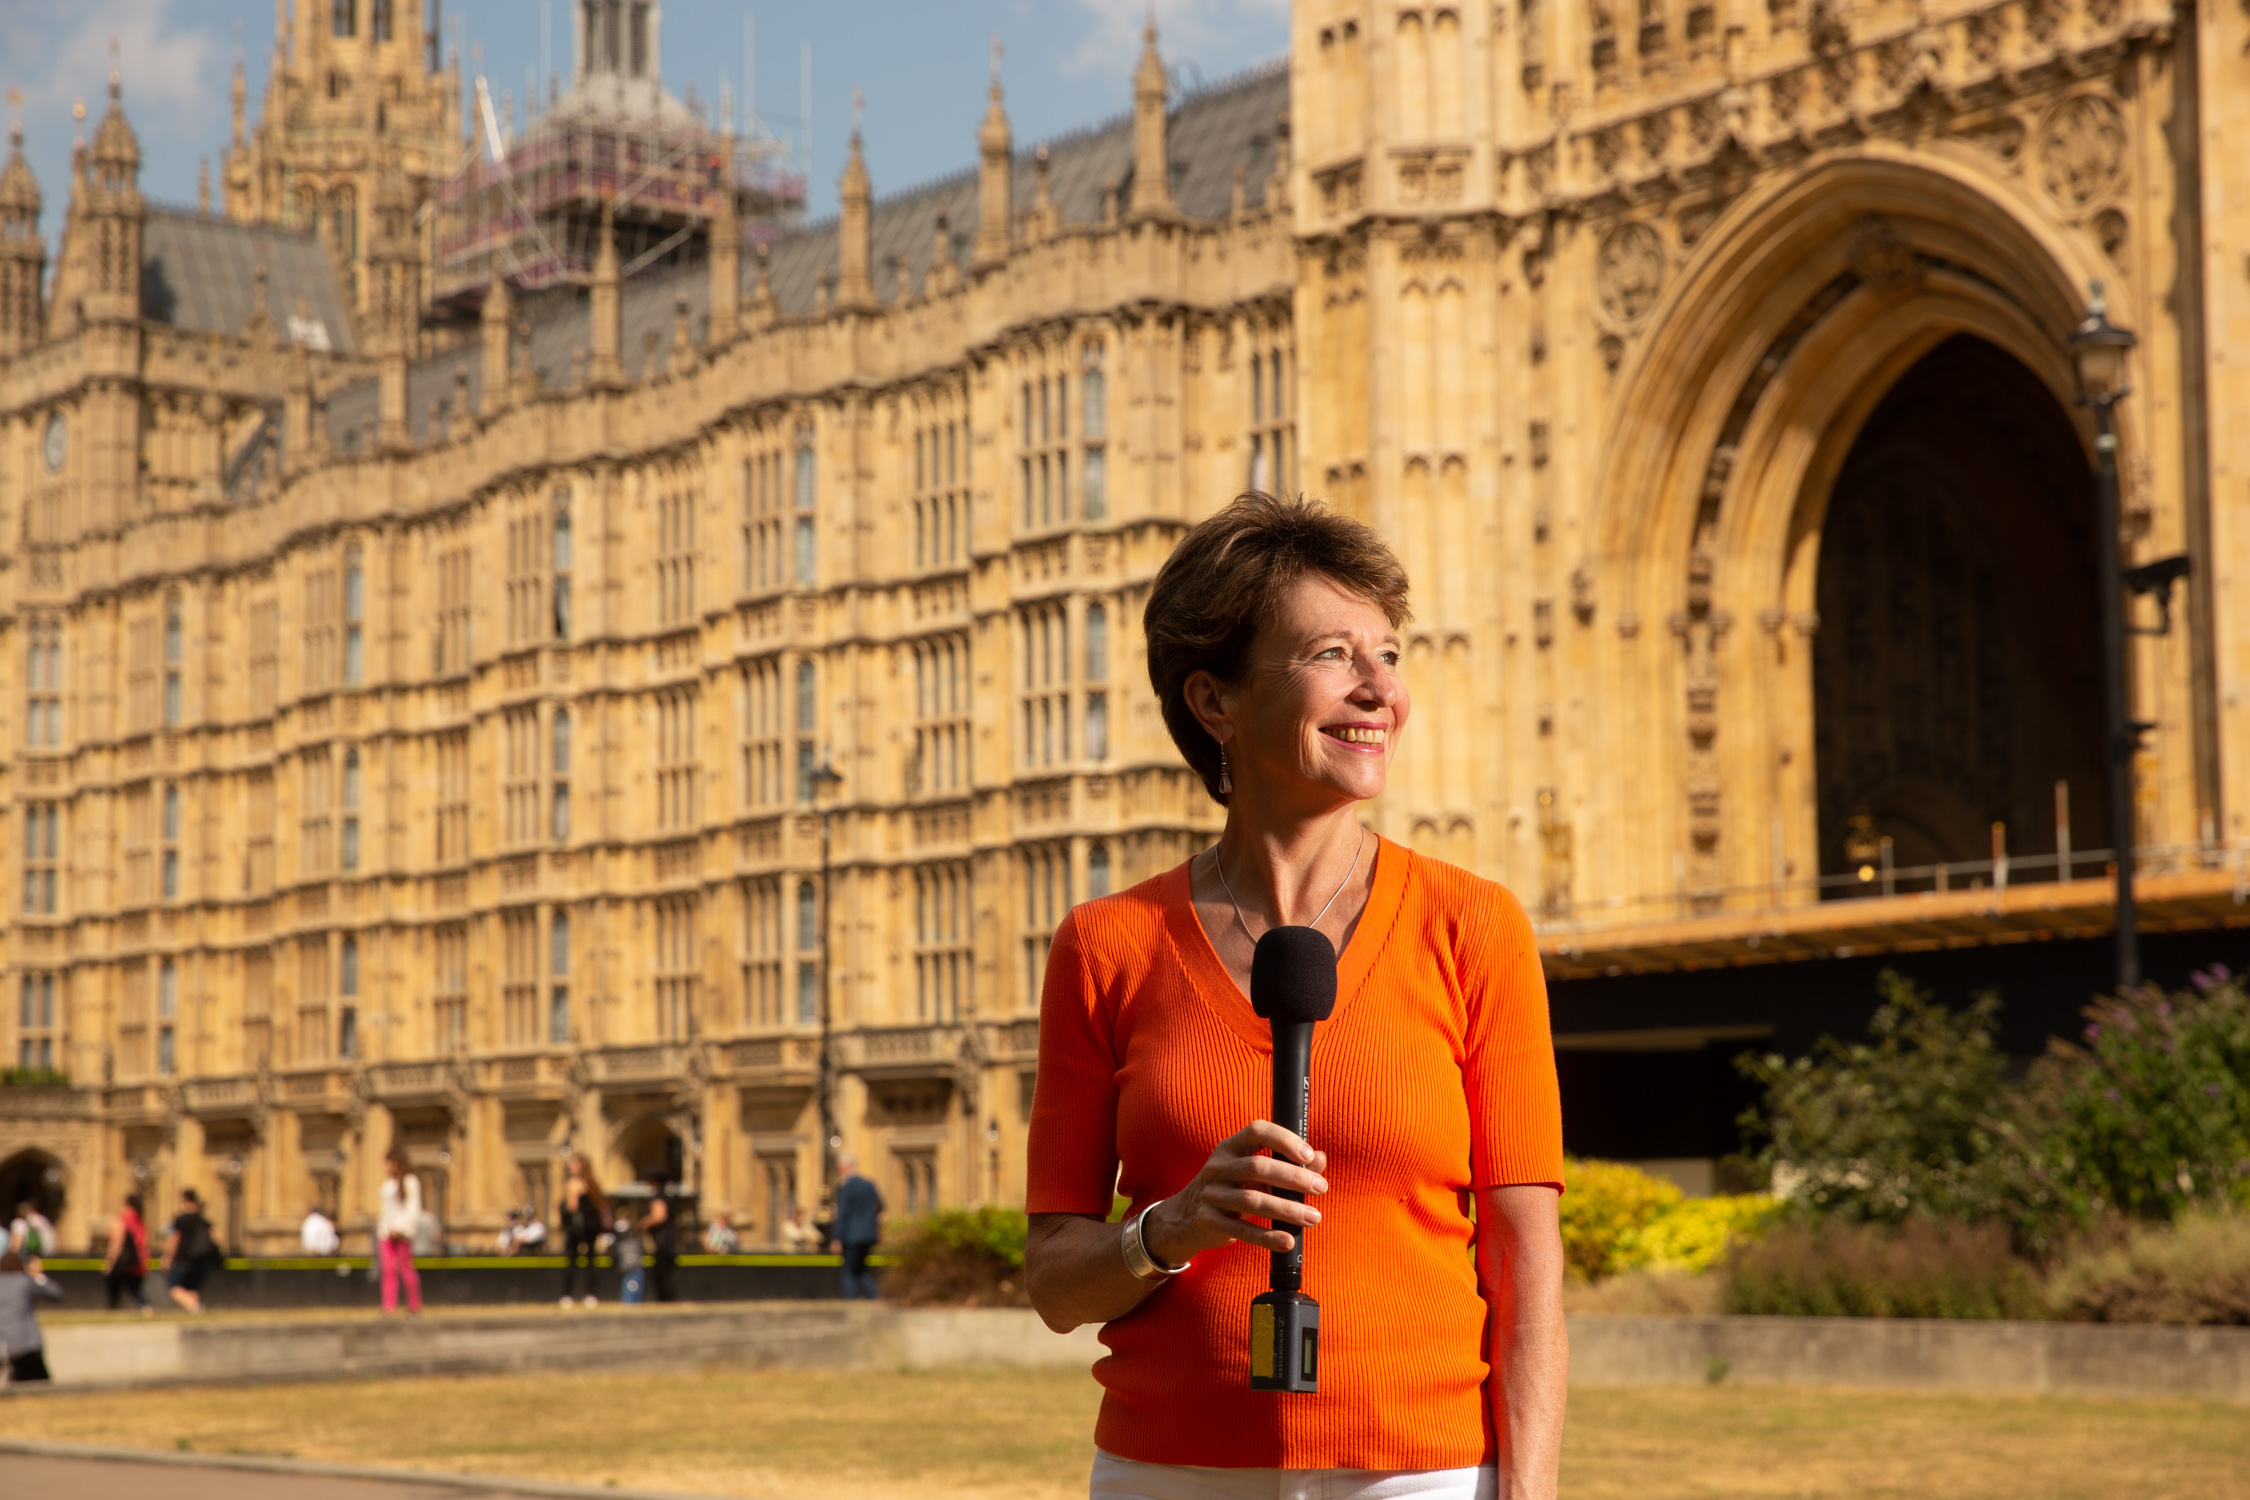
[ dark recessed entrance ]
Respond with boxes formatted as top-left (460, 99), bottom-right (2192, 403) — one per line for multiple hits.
top-left (1814, 334), bottom-right (2108, 885)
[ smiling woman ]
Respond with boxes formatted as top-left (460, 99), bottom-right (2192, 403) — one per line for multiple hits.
top-left (1025, 493), bottom-right (1568, 1500)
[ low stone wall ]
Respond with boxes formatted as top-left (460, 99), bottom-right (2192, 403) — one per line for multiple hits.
top-left (29, 1308), bottom-right (2250, 1400)
top-left (37, 1303), bottom-right (1103, 1390)
top-left (1569, 1315), bottom-right (2250, 1401)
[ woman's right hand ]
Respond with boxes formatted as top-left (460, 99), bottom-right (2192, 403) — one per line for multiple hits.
top-left (1141, 1119), bottom-right (1329, 1267)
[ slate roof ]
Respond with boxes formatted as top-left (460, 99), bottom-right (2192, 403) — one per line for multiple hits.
top-left (141, 210), bottom-right (356, 355)
top-left (323, 59), bottom-right (1289, 448)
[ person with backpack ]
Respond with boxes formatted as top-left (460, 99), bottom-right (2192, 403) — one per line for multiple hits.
top-left (557, 1154), bottom-right (608, 1308)
top-left (102, 1192), bottom-right (150, 1312)
top-left (376, 1149), bottom-right (425, 1315)
top-left (8, 1201), bottom-right (55, 1260)
top-left (163, 1188), bottom-right (218, 1313)
top-left (0, 1249), bottom-right (64, 1381)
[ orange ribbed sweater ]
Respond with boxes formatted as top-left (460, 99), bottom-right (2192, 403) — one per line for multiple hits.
top-left (1027, 838), bottom-right (1564, 1471)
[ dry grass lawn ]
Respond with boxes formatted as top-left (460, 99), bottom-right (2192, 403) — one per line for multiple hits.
top-left (1, 1367), bottom-right (2244, 1500)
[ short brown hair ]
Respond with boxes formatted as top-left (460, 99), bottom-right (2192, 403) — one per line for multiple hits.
top-left (1143, 493), bottom-right (1411, 805)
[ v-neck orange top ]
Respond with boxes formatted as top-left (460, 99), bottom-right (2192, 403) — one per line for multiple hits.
top-left (1026, 838), bottom-right (1563, 1470)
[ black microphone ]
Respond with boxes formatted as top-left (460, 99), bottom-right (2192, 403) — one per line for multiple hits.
top-left (1247, 925), bottom-right (1336, 1394)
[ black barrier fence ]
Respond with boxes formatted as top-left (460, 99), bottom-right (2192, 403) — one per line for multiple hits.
top-left (39, 1253), bottom-right (872, 1309)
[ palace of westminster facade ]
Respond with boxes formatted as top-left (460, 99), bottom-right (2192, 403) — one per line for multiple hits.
top-left (2, 0), bottom-right (2248, 1249)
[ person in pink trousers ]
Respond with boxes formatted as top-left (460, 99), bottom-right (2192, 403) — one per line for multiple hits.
top-left (377, 1149), bottom-right (424, 1315)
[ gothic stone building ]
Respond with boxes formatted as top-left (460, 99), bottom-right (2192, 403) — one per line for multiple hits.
top-left (1, 0), bottom-right (2246, 1248)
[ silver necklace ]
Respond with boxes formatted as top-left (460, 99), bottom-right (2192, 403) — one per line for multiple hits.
top-left (1213, 824), bottom-right (1367, 947)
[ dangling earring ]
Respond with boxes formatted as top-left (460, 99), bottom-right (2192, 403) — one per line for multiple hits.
top-left (1218, 747), bottom-right (1233, 795)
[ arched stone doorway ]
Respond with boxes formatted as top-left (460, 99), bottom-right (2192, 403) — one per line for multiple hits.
top-left (612, 1115), bottom-right (682, 1189)
top-left (0, 1150), bottom-right (66, 1229)
top-left (1812, 334), bottom-right (2110, 881)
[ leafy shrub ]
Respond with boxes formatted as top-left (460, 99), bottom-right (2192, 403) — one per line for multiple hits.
top-left (1723, 1219), bottom-right (2047, 1320)
top-left (1735, 972), bottom-right (2015, 1227)
top-left (0, 1067), bottom-right (70, 1088)
top-left (2046, 1210), bottom-right (2250, 1325)
top-left (878, 1206), bottom-right (1030, 1307)
top-left (1560, 1157), bottom-right (1778, 1282)
top-left (2010, 974), bottom-right (2250, 1227)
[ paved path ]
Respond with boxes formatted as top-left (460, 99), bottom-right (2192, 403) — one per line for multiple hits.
top-left (0, 1443), bottom-right (743, 1500)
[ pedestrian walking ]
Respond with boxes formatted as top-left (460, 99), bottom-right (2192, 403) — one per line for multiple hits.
top-left (830, 1152), bottom-right (884, 1300)
top-left (102, 1192), bottom-right (150, 1312)
top-left (162, 1188), bottom-right (217, 1314)
top-left (376, 1149), bottom-right (424, 1315)
top-left (639, 1173), bottom-right (680, 1303)
top-left (613, 1213), bottom-right (646, 1304)
top-left (557, 1154), bottom-right (608, 1307)
top-left (0, 1250), bottom-right (64, 1382)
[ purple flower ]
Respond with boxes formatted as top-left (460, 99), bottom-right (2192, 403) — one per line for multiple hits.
top-left (2213, 964), bottom-right (2233, 983)
top-left (2191, 970), bottom-right (2213, 992)
top-left (2208, 1084), bottom-right (2226, 1098)
top-left (2085, 1024), bottom-right (2102, 1041)
top-left (2107, 1088), bottom-right (2122, 1103)
top-left (2157, 1002), bottom-right (2173, 1021)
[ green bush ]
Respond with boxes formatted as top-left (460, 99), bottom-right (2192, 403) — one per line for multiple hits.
top-left (1723, 1219), bottom-right (2047, 1320)
top-left (1735, 972), bottom-right (2015, 1227)
top-left (2046, 1210), bottom-right (2250, 1325)
top-left (878, 1206), bottom-right (1030, 1307)
top-left (0, 1067), bottom-right (70, 1088)
top-left (1560, 1157), bottom-right (1778, 1282)
top-left (2010, 975), bottom-right (2250, 1227)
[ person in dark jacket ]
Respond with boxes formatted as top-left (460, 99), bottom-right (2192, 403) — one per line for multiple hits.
top-left (163, 1188), bottom-right (218, 1314)
top-left (557, 1154), bottom-right (609, 1308)
top-left (638, 1173), bottom-right (680, 1304)
top-left (0, 1249), bottom-right (65, 1381)
top-left (829, 1152), bottom-right (884, 1300)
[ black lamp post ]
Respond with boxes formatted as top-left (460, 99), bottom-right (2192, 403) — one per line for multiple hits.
top-left (2071, 282), bottom-right (2141, 992)
top-left (809, 757), bottom-right (846, 1205)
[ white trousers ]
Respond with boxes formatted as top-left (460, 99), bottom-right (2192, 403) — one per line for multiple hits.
top-left (1091, 1450), bottom-right (1498, 1500)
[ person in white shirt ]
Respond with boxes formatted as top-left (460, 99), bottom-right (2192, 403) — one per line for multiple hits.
top-left (300, 1207), bottom-right (341, 1257)
top-left (376, 1150), bottom-right (424, 1315)
top-left (496, 1208), bottom-right (524, 1256)
top-left (703, 1212), bottom-right (741, 1254)
top-left (512, 1210), bottom-right (547, 1255)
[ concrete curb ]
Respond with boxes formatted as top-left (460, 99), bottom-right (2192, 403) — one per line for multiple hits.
top-left (0, 1437), bottom-right (775, 1500)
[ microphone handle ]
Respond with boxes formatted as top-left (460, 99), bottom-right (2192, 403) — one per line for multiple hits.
top-left (1269, 1020), bottom-right (1314, 1294)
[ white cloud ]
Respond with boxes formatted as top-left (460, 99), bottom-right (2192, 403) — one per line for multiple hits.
top-left (1064, 0), bottom-right (1290, 85)
top-left (9, 0), bottom-right (220, 129)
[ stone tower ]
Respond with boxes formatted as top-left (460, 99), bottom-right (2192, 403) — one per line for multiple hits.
top-left (0, 108), bottom-right (43, 356)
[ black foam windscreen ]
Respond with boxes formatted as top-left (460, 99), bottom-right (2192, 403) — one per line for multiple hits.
top-left (1250, 926), bottom-right (1339, 1024)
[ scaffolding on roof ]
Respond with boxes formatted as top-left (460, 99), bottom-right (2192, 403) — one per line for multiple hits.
top-left (430, 78), bottom-right (805, 315)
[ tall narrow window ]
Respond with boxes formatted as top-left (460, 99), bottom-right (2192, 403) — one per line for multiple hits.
top-left (794, 517), bottom-right (816, 588)
top-left (435, 545), bottom-right (472, 676)
top-left (22, 802), bottom-right (58, 915)
top-left (504, 908), bottom-right (539, 1047)
top-left (1250, 339), bottom-right (1294, 494)
top-left (551, 708), bottom-right (573, 842)
top-left (550, 908), bottom-right (572, 1043)
top-left (333, 0), bottom-right (355, 37)
top-left (1088, 842), bottom-right (1112, 900)
top-left (656, 897), bottom-right (698, 1041)
top-left (25, 617), bottom-right (62, 749)
top-left (435, 731), bottom-right (470, 864)
top-left (370, 0), bottom-right (393, 42)
top-left (1082, 342), bottom-right (1106, 439)
top-left (433, 924), bottom-right (468, 1054)
top-left (343, 544), bottom-right (365, 686)
top-left (16, 974), bottom-right (55, 1072)
top-left (797, 879), bottom-right (819, 952)
top-left (796, 961), bottom-right (818, 1025)
top-left (161, 783), bottom-right (181, 899)
top-left (1086, 603), bottom-right (1108, 682)
top-left (795, 660), bottom-right (817, 800)
top-left (339, 936), bottom-right (360, 1058)
top-left (157, 958), bottom-right (178, 1075)
top-left (341, 749), bottom-right (361, 872)
top-left (552, 490), bottom-right (574, 640)
top-left (162, 594), bottom-right (183, 727)
top-left (657, 690), bottom-right (699, 831)
top-left (658, 489), bottom-right (697, 627)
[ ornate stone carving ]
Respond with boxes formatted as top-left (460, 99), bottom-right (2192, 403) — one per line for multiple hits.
top-left (2040, 96), bottom-right (2127, 208)
top-left (2095, 208), bottom-right (2129, 265)
top-left (1954, 115), bottom-right (2026, 161)
top-left (1597, 221), bottom-right (1665, 324)
top-left (1846, 217), bottom-right (1920, 290)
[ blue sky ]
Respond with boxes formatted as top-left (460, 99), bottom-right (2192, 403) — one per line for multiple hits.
top-left (0, 0), bottom-right (1291, 249)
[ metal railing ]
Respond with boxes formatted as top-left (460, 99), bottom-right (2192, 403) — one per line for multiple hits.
top-left (1533, 837), bottom-right (2250, 937)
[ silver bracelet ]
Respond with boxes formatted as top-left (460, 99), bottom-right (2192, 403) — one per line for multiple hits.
top-left (1120, 1202), bottom-right (1191, 1282)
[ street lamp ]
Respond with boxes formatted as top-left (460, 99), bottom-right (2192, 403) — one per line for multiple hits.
top-left (2071, 281), bottom-right (2143, 992)
top-left (808, 756), bottom-right (846, 1208)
